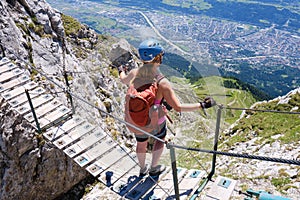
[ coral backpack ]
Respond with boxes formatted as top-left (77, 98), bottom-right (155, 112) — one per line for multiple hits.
top-left (124, 76), bottom-right (165, 134)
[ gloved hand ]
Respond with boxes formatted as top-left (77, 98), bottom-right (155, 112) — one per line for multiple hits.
top-left (200, 96), bottom-right (216, 109)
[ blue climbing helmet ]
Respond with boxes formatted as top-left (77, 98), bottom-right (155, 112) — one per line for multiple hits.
top-left (138, 39), bottom-right (164, 62)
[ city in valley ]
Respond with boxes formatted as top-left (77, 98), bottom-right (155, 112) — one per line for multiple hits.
top-left (47, 0), bottom-right (300, 98)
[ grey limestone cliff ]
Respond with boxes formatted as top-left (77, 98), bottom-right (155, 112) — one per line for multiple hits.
top-left (0, 0), bottom-right (137, 199)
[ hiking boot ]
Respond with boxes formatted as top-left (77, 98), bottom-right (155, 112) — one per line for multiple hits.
top-left (139, 164), bottom-right (149, 177)
top-left (149, 164), bottom-right (166, 177)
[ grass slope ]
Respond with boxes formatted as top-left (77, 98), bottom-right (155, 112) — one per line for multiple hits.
top-left (192, 76), bottom-right (257, 124)
top-left (168, 75), bottom-right (258, 169)
top-left (221, 91), bottom-right (300, 147)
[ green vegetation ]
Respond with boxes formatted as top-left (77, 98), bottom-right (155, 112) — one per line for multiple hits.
top-left (110, 67), bottom-right (119, 78)
top-left (223, 77), bottom-right (270, 101)
top-left (271, 177), bottom-right (291, 190)
top-left (67, 75), bottom-right (73, 81)
top-left (28, 21), bottom-right (44, 37)
top-left (61, 14), bottom-right (82, 36)
top-left (27, 41), bottom-right (34, 65)
top-left (105, 117), bottom-right (121, 141)
top-left (177, 135), bottom-right (214, 169)
top-left (169, 75), bottom-right (259, 170)
top-left (177, 79), bottom-right (299, 177)
top-left (18, 16), bottom-right (47, 38)
top-left (162, 53), bottom-right (202, 82)
top-left (16, 22), bottom-right (30, 35)
top-left (217, 0), bottom-right (300, 14)
top-left (192, 76), bottom-right (257, 124)
top-left (220, 62), bottom-right (298, 98)
top-left (162, 0), bottom-right (212, 10)
top-left (48, 0), bottom-right (300, 98)
top-left (162, 53), bottom-right (269, 102)
top-left (73, 47), bottom-right (88, 59)
top-left (82, 16), bottom-right (129, 35)
top-left (223, 92), bottom-right (300, 146)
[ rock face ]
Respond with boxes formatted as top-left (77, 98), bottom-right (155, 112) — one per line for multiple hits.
top-left (0, 0), bottom-right (137, 199)
top-left (0, 0), bottom-right (89, 199)
top-left (1, 0), bottom-right (299, 200)
top-left (218, 87), bottom-right (300, 199)
top-left (0, 103), bottom-right (88, 200)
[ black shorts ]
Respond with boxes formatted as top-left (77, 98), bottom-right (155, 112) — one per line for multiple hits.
top-left (135, 123), bottom-right (167, 142)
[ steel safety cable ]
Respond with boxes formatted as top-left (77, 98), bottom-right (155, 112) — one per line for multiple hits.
top-left (157, 78), bottom-right (300, 115)
top-left (223, 105), bottom-right (300, 115)
top-left (170, 143), bottom-right (300, 166)
top-left (72, 102), bottom-right (144, 174)
top-left (4, 46), bottom-right (165, 143)
top-left (5, 46), bottom-right (300, 167)
top-left (4, 47), bottom-right (173, 196)
top-left (167, 127), bottom-right (210, 175)
top-left (80, 106), bottom-right (173, 197)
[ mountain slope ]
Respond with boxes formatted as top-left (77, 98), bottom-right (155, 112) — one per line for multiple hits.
top-left (1, 0), bottom-right (299, 199)
top-left (217, 88), bottom-right (300, 199)
top-left (0, 0), bottom-right (131, 199)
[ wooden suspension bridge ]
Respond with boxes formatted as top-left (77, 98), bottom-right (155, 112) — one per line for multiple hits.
top-left (0, 56), bottom-right (240, 200)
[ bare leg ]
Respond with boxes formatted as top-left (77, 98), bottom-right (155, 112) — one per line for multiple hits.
top-left (151, 138), bottom-right (165, 168)
top-left (136, 140), bottom-right (148, 169)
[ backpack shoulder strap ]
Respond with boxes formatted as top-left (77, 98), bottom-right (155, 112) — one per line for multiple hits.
top-left (156, 74), bottom-right (165, 85)
top-left (154, 75), bottom-right (166, 104)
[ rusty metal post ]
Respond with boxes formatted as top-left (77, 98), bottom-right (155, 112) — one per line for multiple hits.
top-left (168, 142), bottom-right (180, 200)
top-left (25, 89), bottom-right (41, 133)
top-left (208, 105), bottom-right (223, 180)
top-left (63, 71), bottom-right (75, 114)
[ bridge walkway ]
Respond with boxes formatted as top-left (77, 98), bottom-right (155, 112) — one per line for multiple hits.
top-left (0, 57), bottom-right (236, 200)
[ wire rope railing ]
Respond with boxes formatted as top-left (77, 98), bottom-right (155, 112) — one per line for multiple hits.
top-left (74, 93), bottom-right (174, 198)
top-left (171, 143), bottom-right (300, 166)
top-left (3, 47), bottom-right (175, 197)
top-left (2, 46), bottom-right (300, 199)
top-left (223, 105), bottom-right (300, 115)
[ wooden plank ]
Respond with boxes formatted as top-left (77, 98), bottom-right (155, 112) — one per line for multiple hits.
top-left (86, 145), bottom-right (130, 177)
top-left (0, 63), bottom-right (17, 75)
top-left (110, 164), bottom-right (141, 195)
top-left (144, 167), bottom-right (187, 200)
top-left (126, 176), bottom-right (160, 200)
top-left (2, 81), bottom-right (38, 100)
top-left (125, 170), bottom-right (169, 200)
top-left (16, 93), bottom-right (54, 115)
top-left (100, 153), bottom-right (139, 187)
top-left (86, 162), bottom-right (105, 178)
top-left (15, 105), bottom-right (31, 115)
top-left (37, 105), bottom-right (72, 129)
top-left (74, 138), bottom-right (116, 167)
top-left (43, 115), bottom-right (84, 141)
top-left (204, 176), bottom-right (237, 200)
top-left (8, 87), bottom-right (45, 107)
top-left (175, 169), bottom-right (206, 200)
top-left (0, 57), bottom-right (10, 66)
top-left (94, 145), bottom-right (130, 168)
top-left (23, 99), bottom-right (62, 122)
top-left (34, 100), bottom-right (62, 118)
top-left (0, 68), bottom-right (23, 83)
top-left (0, 75), bottom-right (30, 93)
top-left (109, 153), bottom-right (138, 175)
top-left (64, 130), bottom-right (106, 158)
top-left (52, 121), bottom-right (95, 149)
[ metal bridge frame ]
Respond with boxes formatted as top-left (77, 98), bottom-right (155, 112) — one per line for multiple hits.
top-left (166, 105), bottom-right (223, 200)
top-left (6, 51), bottom-right (300, 199)
top-left (166, 104), bottom-right (300, 200)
